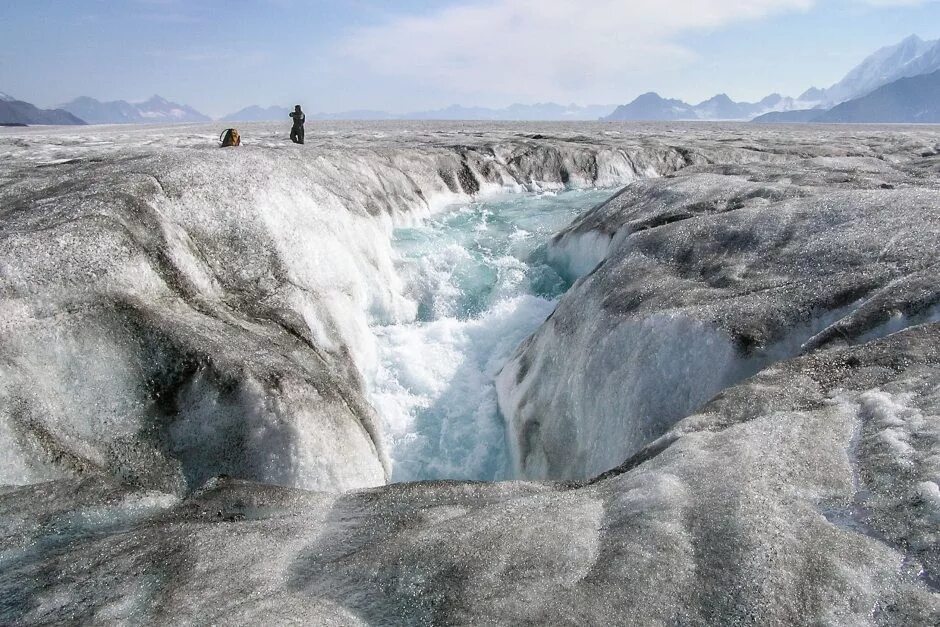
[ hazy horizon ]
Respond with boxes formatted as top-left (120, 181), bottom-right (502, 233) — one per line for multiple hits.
top-left (3, 1), bottom-right (940, 117)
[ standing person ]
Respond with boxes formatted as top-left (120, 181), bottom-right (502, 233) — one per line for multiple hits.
top-left (289, 105), bottom-right (305, 144)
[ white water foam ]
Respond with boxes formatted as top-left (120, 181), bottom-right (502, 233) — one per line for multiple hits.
top-left (366, 189), bottom-right (615, 482)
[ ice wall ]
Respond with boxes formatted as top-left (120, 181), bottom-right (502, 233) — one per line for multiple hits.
top-left (500, 156), bottom-right (940, 480)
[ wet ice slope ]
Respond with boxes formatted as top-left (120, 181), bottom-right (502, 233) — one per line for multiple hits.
top-left (369, 189), bottom-right (614, 481)
top-left (1, 122), bottom-right (939, 624)
top-left (499, 154), bottom-right (940, 479)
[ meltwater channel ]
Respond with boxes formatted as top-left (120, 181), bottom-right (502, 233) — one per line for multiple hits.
top-left (366, 188), bottom-right (616, 483)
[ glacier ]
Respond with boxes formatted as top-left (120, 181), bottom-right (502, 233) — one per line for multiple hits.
top-left (0, 122), bottom-right (700, 493)
top-left (501, 156), bottom-right (940, 480)
top-left (0, 121), bottom-right (938, 624)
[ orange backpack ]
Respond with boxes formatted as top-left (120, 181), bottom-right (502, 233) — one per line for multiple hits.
top-left (220, 128), bottom-right (241, 147)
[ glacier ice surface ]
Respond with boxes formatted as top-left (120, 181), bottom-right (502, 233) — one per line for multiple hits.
top-left (501, 152), bottom-right (940, 480)
top-left (0, 121), bottom-right (702, 491)
top-left (1, 121), bottom-right (939, 624)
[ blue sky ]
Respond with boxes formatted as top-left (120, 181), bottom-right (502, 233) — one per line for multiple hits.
top-left (1, 0), bottom-right (939, 116)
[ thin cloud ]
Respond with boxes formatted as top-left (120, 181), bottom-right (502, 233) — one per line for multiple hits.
top-left (149, 47), bottom-right (272, 67)
top-left (337, 0), bottom-right (815, 103)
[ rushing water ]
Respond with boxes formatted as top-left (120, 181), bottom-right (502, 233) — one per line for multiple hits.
top-left (367, 188), bottom-right (615, 482)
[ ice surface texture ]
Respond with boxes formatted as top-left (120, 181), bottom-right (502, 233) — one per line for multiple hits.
top-left (502, 147), bottom-right (940, 480)
top-left (1, 121), bottom-right (938, 624)
top-left (1, 326), bottom-right (938, 624)
top-left (0, 121), bottom-right (702, 493)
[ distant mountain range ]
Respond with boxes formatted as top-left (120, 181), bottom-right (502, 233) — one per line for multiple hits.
top-left (753, 39), bottom-right (940, 124)
top-left (6, 34), bottom-right (940, 127)
top-left (222, 106), bottom-right (402, 122)
top-left (800, 34), bottom-right (940, 107)
top-left (220, 102), bottom-right (618, 122)
top-left (310, 110), bottom-right (398, 121)
top-left (402, 103), bottom-right (617, 121)
top-left (606, 33), bottom-right (940, 124)
top-left (0, 92), bottom-right (85, 126)
top-left (604, 92), bottom-right (809, 122)
top-left (755, 69), bottom-right (940, 124)
top-left (817, 69), bottom-right (940, 123)
top-left (221, 106), bottom-right (398, 122)
top-left (59, 95), bottom-right (211, 124)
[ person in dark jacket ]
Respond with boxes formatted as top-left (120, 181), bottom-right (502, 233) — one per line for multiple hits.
top-left (289, 105), bottom-right (305, 144)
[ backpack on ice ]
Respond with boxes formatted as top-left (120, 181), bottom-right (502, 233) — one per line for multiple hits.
top-left (220, 128), bottom-right (241, 147)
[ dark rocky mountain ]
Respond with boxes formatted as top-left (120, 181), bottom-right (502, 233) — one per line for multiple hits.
top-left (815, 68), bottom-right (940, 123)
top-left (604, 92), bottom-right (697, 121)
top-left (755, 69), bottom-right (940, 124)
top-left (0, 93), bottom-right (85, 125)
top-left (692, 93), bottom-right (751, 119)
top-left (604, 92), bottom-right (805, 121)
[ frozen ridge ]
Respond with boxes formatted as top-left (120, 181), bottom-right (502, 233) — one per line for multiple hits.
top-left (0, 121), bottom-right (939, 624)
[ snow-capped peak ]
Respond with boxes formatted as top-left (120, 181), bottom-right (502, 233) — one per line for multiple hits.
top-left (139, 95), bottom-right (170, 106)
top-left (817, 34), bottom-right (940, 104)
top-left (57, 95), bottom-right (211, 125)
